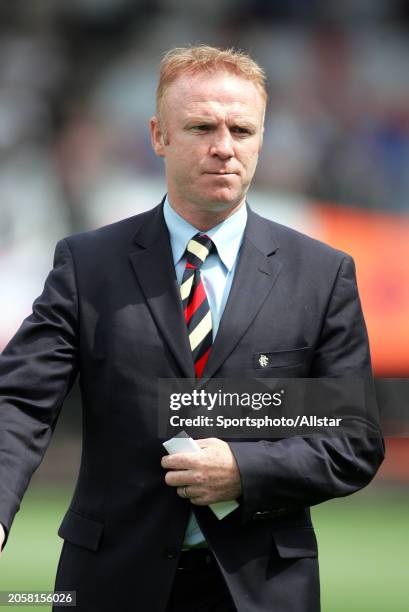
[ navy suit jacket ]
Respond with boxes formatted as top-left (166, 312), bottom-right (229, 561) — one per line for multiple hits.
top-left (0, 202), bottom-right (384, 611)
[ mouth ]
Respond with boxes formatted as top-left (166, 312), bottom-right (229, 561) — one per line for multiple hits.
top-left (204, 171), bottom-right (237, 176)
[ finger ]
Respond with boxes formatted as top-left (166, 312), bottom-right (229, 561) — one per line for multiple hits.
top-left (161, 453), bottom-right (200, 470)
top-left (165, 469), bottom-right (195, 487)
top-left (176, 486), bottom-right (201, 499)
top-left (189, 495), bottom-right (211, 506)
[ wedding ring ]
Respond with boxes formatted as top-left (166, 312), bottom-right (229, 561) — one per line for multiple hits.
top-left (182, 486), bottom-right (189, 499)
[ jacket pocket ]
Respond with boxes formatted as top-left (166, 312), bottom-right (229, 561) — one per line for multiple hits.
top-left (58, 507), bottom-right (104, 552)
top-left (253, 346), bottom-right (312, 369)
top-left (272, 527), bottom-right (318, 558)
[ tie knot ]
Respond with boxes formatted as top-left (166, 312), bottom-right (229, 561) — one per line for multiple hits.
top-left (185, 233), bottom-right (214, 269)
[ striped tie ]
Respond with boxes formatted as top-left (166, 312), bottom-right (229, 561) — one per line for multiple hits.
top-left (180, 233), bottom-right (214, 378)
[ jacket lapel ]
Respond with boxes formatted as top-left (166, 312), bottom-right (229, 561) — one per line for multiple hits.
top-left (128, 204), bottom-right (195, 378)
top-left (128, 203), bottom-right (282, 380)
top-left (202, 208), bottom-right (283, 378)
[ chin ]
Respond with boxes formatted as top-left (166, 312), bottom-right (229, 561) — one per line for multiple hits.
top-left (202, 199), bottom-right (240, 214)
top-left (206, 188), bottom-right (242, 207)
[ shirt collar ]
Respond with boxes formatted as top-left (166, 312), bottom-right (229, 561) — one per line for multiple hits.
top-left (163, 195), bottom-right (247, 271)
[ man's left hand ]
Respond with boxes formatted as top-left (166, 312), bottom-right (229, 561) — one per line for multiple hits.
top-left (161, 438), bottom-right (242, 505)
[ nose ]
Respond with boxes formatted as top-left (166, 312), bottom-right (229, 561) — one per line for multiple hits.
top-left (209, 127), bottom-right (234, 160)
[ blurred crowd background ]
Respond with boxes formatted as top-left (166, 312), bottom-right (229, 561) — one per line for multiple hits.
top-left (1, 0), bottom-right (409, 362)
top-left (0, 2), bottom-right (408, 610)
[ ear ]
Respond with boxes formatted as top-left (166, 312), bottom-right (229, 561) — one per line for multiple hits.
top-left (150, 116), bottom-right (166, 157)
top-left (259, 108), bottom-right (265, 151)
top-left (259, 124), bottom-right (264, 151)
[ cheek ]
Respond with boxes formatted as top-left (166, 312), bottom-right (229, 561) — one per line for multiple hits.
top-left (166, 150), bottom-right (192, 176)
top-left (240, 148), bottom-right (260, 173)
top-left (168, 142), bottom-right (202, 169)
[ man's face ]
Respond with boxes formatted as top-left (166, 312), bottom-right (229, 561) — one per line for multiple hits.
top-left (150, 70), bottom-right (265, 214)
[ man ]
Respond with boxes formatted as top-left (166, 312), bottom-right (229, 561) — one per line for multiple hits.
top-left (0, 46), bottom-right (383, 611)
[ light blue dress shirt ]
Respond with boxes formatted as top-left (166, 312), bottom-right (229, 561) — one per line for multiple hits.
top-left (163, 196), bottom-right (247, 546)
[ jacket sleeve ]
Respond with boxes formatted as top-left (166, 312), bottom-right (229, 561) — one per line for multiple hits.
top-left (0, 239), bottom-right (79, 542)
top-left (229, 255), bottom-right (385, 522)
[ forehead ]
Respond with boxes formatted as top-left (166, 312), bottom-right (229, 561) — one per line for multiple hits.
top-left (163, 71), bottom-right (265, 118)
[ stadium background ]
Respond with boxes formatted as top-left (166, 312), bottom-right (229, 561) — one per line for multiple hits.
top-left (0, 2), bottom-right (408, 610)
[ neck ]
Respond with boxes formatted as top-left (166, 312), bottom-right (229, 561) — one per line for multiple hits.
top-left (168, 197), bottom-right (245, 231)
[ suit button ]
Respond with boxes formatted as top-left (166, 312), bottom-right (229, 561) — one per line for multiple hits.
top-left (164, 547), bottom-right (178, 559)
top-left (252, 511), bottom-right (272, 520)
top-left (252, 508), bottom-right (287, 520)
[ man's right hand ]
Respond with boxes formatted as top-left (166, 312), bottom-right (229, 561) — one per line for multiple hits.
top-left (0, 523), bottom-right (5, 558)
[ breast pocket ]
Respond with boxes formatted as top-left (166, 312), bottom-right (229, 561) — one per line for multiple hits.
top-left (253, 346), bottom-right (312, 370)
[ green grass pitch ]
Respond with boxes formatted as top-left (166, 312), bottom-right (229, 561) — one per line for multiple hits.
top-left (0, 486), bottom-right (408, 611)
